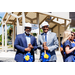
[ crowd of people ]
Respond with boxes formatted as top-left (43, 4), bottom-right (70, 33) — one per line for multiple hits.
top-left (14, 21), bottom-right (75, 62)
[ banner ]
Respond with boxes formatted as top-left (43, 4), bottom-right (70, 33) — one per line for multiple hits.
top-left (31, 24), bottom-right (39, 33)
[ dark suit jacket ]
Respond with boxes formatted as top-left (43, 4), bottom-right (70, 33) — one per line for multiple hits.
top-left (14, 33), bottom-right (37, 62)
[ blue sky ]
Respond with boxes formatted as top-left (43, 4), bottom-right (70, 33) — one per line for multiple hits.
top-left (0, 12), bottom-right (6, 35)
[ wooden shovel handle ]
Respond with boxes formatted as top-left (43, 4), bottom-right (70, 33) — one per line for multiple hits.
top-left (43, 42), bottom-right (46, 54)
top-left (28, 43), bottom-right (31, 53)
top-left (44, 50), bottom-right (46, 54)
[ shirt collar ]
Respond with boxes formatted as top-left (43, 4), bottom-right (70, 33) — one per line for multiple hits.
top-left (25, 32), bottom-right (30, 37)
top-left (44, 31), bottom-right (50, 35)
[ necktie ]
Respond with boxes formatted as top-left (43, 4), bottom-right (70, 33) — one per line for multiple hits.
top-left (45, 33), bottom-right (47, 42)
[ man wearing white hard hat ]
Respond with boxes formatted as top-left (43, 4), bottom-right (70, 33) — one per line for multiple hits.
top-left (14, 23), bottom-right (37, 62)
top-left (38, 21), bottom-right (59, 62)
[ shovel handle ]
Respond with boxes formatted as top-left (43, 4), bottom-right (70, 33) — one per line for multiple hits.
top-left (43, 42), bottom-right (46, 54)
top-left (44, 50), bottom-right (46, 54)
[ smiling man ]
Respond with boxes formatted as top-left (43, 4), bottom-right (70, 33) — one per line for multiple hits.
top-left (38, 21), bottom-right (59, 62)
top-left (14, 23), bottom-right (37, 62)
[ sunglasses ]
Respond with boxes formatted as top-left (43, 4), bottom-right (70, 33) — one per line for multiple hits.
top-left (25, 27), bottom-right (31, 30)
top-left (71, 34), bottom-right (74, 36)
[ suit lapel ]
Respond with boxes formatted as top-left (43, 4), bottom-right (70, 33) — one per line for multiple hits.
top-left (42, 31), bottom-right (51, 44)
top-left (23, 33), bottom-right (27, 48)
top-left (30, 35), bottom-right (33, 45)
top-left (42, 33), bottom-right (45, 42)
top-left (23, 33), bottom-right (33, 47)
top-left (47, 31), bottom-right (51, 45)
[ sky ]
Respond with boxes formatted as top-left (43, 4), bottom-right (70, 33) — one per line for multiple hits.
top-left (0, 12), bottom-right (10, 35)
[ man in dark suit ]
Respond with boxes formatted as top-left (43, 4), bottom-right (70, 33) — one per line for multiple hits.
top-left (14, 23), bottom-right (37, 62)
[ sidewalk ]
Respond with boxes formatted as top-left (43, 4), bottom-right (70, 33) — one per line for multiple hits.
top-left (56, 51), bottom-right (63, 62)
top-left (0, 49), bottom-right (63, 62)
top-left (0, 48), bottom-right (16, 62)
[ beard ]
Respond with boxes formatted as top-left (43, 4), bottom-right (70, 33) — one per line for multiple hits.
top-left (25, 31), bottom-right (31, 34)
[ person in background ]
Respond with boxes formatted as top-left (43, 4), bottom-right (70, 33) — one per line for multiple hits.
top-left (74, 32), bottom-right (75, 41)
top-left (62, 30), bottom-right (75, 62)
top-left (70, 32), bottom-right (75, 62)
top-left (71, 32), bottom-right (75, 42)
top-left (14, 23), bottom-right (37, 62)
top-left (60, 32), bottom-right (74, 62)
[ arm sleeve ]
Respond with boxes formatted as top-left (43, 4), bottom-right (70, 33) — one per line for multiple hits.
top-left (37, 35), bottom-right (44, 50)
top-left (64, 40), bottom-right (70, 48)
top-left (14, 35), bottom-right (25, 53)
top-left (48, 34), bottom-right (59, 52)
top-left (33, 37), bottom-right (38, 51)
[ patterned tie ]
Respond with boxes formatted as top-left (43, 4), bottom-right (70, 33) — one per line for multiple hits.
top-left (45, 33), bottom-right (47, 42)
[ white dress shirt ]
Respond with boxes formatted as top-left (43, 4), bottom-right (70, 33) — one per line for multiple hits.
top-left (25, 33), bottom-right (31, 47)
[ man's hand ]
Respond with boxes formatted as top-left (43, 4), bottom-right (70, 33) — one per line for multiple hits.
top-left (43, 42), bottom-right (46, 47)
top-left (25, 47), bottom-right (31, 52)
top-left (43, 42), bottom-right (48, 50)
top-left (28, 43), bottom-right (34, 49)
top-left (44, 46), bottom-right (48, 50)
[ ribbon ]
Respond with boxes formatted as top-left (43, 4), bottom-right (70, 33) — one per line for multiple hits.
top-left (41, 52), bottom-right (51, 62)
top-left (41, 42), bottom-right (51, 62)
top-left (24, 52), bottom-right (33, 62)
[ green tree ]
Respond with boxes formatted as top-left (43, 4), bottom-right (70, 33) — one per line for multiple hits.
top-left (0, 16), bottom-right (2, 45)
top-left (7, 24), bottom-right (13, 41)
top-left (33, 33), bottom-right (37, 36)
top-left (40, 29), bottom-right (43, 33)
top-left (0, 34), bottom-right (2, 45)
top-left (72, 29), bottom-right (75, 32)
top-left (0, 16), bottom-right (2, 27)
top-left (0, 16), bottom-right (13, 45)
top-left (8, 25), bottom-right (13, 36)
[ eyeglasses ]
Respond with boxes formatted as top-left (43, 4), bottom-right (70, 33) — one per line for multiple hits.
top-left (25, 27), bottom-right (31, 30)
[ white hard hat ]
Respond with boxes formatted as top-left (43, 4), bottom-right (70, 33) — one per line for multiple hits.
top-left (25, 23), bottom-right (32, 28)
top-left (41, 21), bottom-right (49, 28)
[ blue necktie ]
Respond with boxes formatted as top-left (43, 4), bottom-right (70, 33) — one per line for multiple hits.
top-left (45, 33), bottom-right (47, 42)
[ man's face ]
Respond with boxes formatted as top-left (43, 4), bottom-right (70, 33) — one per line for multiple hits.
top-left (25, 27), bottom-right (31, 34)
top-left (42, 25), bottom-right (49, 33)
top-left (71, 33), bottom-right (74, 41)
